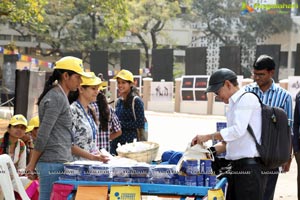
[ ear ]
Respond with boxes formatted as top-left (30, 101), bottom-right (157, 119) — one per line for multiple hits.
top-left (224, 80), bottom-right (230, 87)
top-left (269, 69), bottom-right (275, 77)
top-left (61, 72), bottom-right (69, 81)
top-left (78, 86), bottom-right (84, 93)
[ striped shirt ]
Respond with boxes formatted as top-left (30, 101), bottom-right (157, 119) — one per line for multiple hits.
top-left (244, 81), bottom-right (293, 127)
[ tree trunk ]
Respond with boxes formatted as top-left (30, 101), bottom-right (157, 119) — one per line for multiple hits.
top-left (132, 32), bottom-right (150, 68)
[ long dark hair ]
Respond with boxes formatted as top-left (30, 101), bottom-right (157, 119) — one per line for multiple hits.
top-left (37, 69), bottom-right (77, 105)
top-left (122, 84), bottom-right (139, 108)
top-left (96, 91), bottom-right (110, 131)
top-left (1, 126), bottom-right (11, 154)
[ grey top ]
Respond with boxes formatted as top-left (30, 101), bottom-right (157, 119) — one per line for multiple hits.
top-left (34, 86), bottom-right (73, 163)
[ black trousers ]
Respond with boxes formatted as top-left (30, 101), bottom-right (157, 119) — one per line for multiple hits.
top-left (261, 168), bottom-right (279, 200)
top-left (227, 158), bottom-right (263, 200)
top-left (296, 153), bottom-right (300, 200)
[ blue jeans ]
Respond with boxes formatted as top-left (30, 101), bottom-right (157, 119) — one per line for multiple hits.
top-left (36, 162), bottom-right (64, 200)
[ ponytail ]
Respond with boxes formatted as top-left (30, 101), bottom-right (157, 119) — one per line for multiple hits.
top-left (96, 92), bottom-right (110, 131)
top-left (37, 69), bottom-right (77, 105)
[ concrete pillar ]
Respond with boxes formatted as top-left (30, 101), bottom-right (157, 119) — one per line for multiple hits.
top-left (110, 79), bottom-right (117, 108)
top-left (279, 79), bottom-right (289, 90)
top-left (142, 77), bottom-right (152, 110)
top-left (241, 78), bottom-right (253, 87)
top-left (175, 78), bottom-right (182, 113)
top-left (207, 93), bottom-right (214, 115)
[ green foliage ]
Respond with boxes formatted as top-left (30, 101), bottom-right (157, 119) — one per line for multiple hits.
top-left (189, 0), bottom-right (294, 47)
top-left (12, 0), bottom-right (129, 56)
top-left (0, 0), bottom-right (46, 23)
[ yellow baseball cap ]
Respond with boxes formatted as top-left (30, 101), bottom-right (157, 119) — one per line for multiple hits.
top-left (54, 56), bottom-right (92, 77)
top-left (98, 81), bottom-right (108, 91)
top-left (9, 114), bottom-right (28, 128)
top-left (29, 116), bottom-right (40, 128)
top-left (114, 69), bottom-right (134, 83)
top-left (81, 72), bottom-right (102, 86)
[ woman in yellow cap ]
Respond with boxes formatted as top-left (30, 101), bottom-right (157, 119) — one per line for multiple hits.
top-left (0, 114), bottom-right (28, 171)
top-left (68, 72), bottom-right (109, 162)
top-left (25, 56), bottom-right (92, 200)
top-left (111, 69), bottom-right (145, 155)
top-left (21, 116), bottom-right (39, 164)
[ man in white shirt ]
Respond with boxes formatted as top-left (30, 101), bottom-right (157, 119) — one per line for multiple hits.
top-left (192, 68), bottom-right (263, 200)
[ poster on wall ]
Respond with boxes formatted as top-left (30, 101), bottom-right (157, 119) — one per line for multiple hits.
top-left (194, 76), bottom-right (209, 89)
top-left (181, 76), bottom-right (209, 101)
top-left (133, 75), bottom-right (142, 89)
top-left (195, 90), bottom-right (207, 101)
top-left (181, 76), bottom-right (194, 89)
top-left (150, 82), bottom-right (173, 101)
top-left (288, 76), bottom-right (300, 101)
top-left (181, 90), bottom-right (194, 101)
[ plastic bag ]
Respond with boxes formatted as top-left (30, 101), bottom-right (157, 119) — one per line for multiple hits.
top-left (176, 143), bottom-right (210, 172)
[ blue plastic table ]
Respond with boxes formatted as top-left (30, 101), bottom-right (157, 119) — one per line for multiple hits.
top-left (56, 177), bottom-right (227, 200)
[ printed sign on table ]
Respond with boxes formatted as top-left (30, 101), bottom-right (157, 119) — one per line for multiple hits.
top-left (110, 185), bottom-right (141, 200)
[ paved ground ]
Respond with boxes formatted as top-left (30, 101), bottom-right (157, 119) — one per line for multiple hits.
top-left (0, 109), bottom-right (297, 199)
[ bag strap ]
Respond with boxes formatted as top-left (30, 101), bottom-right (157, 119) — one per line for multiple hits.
top-left (247, 124), bottom-right (260, 146)
top-left (239, 91), bottom-right (261, 146)
top-left (132, 96), bottom-right (139, 121)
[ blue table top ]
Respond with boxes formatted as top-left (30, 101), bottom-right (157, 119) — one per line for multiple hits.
top-left (56, 177), bottom-right (227, 197)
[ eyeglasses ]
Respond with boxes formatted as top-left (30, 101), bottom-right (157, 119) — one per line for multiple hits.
top-left (252, 72), bottom-right (267, 78)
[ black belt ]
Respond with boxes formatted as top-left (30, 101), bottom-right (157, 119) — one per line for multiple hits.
top-left (231, 157), bottom-right (261, 165)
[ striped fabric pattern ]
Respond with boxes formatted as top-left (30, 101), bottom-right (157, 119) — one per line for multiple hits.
top-left (244, 81), bottom-right (293, 127)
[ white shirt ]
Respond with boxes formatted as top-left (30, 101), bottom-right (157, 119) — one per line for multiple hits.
top-left (220, 89), bottom-right (262, 160)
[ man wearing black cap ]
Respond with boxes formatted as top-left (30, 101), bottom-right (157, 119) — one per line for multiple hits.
top-left (244, 55), bottom-right (293, 200)
top-left (192, 68), bottom-right (263, 200)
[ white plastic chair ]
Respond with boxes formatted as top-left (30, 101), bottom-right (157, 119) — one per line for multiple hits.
top-left (0, 154), bottom-right (30, 200)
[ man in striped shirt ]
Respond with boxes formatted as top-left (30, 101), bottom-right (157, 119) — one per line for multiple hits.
top-left (244, 55), bottom-right (293, 200)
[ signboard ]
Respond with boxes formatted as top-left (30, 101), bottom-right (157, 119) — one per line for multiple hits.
top-left (181, 76), bottom-right (209, 101)
top-left (150, 82), bottom-right (173, 101)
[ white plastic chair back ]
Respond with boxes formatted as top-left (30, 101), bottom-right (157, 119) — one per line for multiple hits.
top-left (0, 154), bottom-right (30, 200)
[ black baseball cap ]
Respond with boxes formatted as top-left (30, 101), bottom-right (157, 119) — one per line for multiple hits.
top-left (206, 68), bottom-right (237, 93)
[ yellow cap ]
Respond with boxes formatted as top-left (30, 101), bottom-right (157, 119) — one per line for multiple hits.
top-left (81, 72), bottom-right (102, 86)
top-left (29, 116), bottom-right (39, 127)
top-left (54, 56), bottom-right (92, 77)
top-left (9, 114), bottom-right (28, 128)
top-left (114, 69), bottom-right (134, 83)
top-left (25, 126), bottom-right (34, 133)
top-left (26, 116), bottom-right (40, 133)
top-left (98, 81), bottom-right (108, 91)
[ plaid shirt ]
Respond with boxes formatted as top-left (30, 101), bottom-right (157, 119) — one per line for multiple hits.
top-left (97, 106), bottom-right (121, 152)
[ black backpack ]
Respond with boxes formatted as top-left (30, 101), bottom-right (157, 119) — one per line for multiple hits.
top-left (244, 92), bottom-right (291, 169)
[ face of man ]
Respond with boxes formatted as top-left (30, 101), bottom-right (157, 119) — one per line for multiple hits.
top-left (252, 69), bottom-right (274, 90)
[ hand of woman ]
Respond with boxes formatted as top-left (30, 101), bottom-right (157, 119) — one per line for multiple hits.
top-left (25, 164), bottom-right (38, 180)
top-left (92, 154), bottom-right (110, 163)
